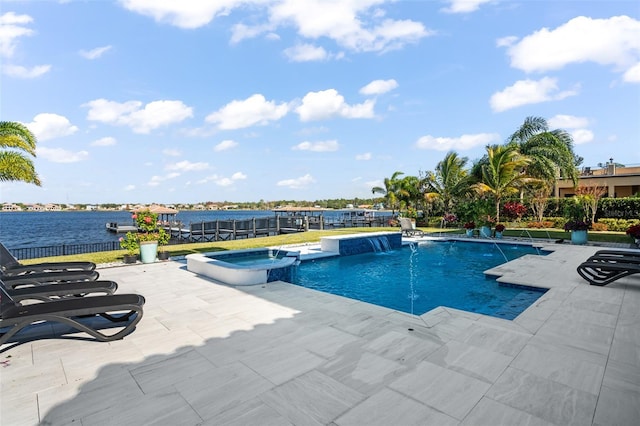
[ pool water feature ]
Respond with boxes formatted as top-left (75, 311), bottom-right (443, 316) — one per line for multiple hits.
top-left (292, 240), bottom-right (548, 320)
top-left (186, 248), bottom-right (299, 286)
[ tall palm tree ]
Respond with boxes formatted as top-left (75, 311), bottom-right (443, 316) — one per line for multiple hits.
top-left (507, 116), bottom-right (578, 186)
top-left (473, 145), bottom-right (534, 222)
top-left (0, 121), bottom-right (41, 186)
top-left (372, 171), bottom-right (404, 213)
top-left (424, 151), bottom-right (473, 215)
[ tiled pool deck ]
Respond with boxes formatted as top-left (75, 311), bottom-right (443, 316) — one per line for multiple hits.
top-left (1, 238), bottom-right (639, 425)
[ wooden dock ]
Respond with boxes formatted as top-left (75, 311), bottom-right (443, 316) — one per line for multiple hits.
top-left (105, 222), bottom-right (138, 233)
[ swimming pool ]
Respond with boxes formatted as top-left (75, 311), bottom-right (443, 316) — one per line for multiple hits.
top-left (292, 240), bottom-right (548, 320)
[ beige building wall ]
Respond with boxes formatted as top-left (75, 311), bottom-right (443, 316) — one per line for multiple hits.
top-left (555, 166), bottom-right (640, 198)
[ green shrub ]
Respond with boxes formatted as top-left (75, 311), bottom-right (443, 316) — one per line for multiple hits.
top-left (597, 218), bottom-right (640, 232)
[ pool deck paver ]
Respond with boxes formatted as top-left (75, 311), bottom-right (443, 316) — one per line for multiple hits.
top-left (1, 239), bottom-right (639, 425)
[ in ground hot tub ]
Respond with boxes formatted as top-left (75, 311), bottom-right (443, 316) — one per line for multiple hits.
top-left (186, 248), bottom-right (300, 286)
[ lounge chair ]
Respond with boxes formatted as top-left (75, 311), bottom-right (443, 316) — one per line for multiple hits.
top-left (576, 260), bottom-right (640, 286)
top-left (399, 218), bottom-right (424, 237)
top-left (590, 250), bottom-right (640, 262)
top-left (1, 242), bottom-right (96, 277)
top-left (6, 280), bottom-right (118, 303)
top-left (1, 269), bottom-right (100, 290)
top-left (0, 281), bottom-right (144, 346)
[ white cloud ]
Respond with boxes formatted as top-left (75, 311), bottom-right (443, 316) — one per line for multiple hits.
top-left (79, 45), bottom-right (112, 60)
top-left (196, 172), bottom-right (246, 186)
top-left (276, 173), bottom-right (316, 189)
top-left (503, 16), bottom-right (640, 81)
top-left (84, 98), bottom-right (193, 133)
top-left (296, 89), bottom-right (375, 121)
top-left (148, 172), bottom-right (180, 187)
top-left (165, 160), bottom-right (209, 172)
top-left (359, 79), bottom-right (398, 95)
top-left (206, 94), bottom-right (289, 130)
top-left (416, 133), bottom-right (500, 151)
top-left (126, 0), bottom-right (431, 54)
top-left (2, 64), bottom-right (51, 78)
top-left (37, 147), bottom-right (89, 163)
top-left (441, 0), bottom-right (493, 14)
top-left (162, 148), bottom-right (181, 156)
top-left (547, 115), bottom-right (595, 145)
top-left (571, 129), bottom-right (594, 145)
top-left (26, 113), bottom-right (78, 141)
top-left (292, 140), bottom-right (339, 152)
top-left (490, 77), bottom-right (579, 112)
top-left (214, 140), bottom-right (239, 152)
top-left (356, 152), bottom-right (372, 160)
top-left (119, 0), bottom-right (247, 29)
top-left (283, 43), bottom-right (329, 62)
top-left (548, 114), bottom-right (589, 129)
top-left (91, 137), bottom-right (117, 147)
top-left (269, 0), bottom-right (431, 53)
top-left (0, 12), bottom-right (34, 57)
top-left (623, 62), bottom-right (640, 83)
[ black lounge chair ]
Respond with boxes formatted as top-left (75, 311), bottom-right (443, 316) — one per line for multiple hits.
top-left (1, 269), bottom-right (100, 290)
top-left (0, 281), bottom-right (144, 346)
top-left (576, 260), bottom-right (640, 286)
top-left (7, 280), bottom-right (118, 303)
top-left (590, 250), bottom-right (640, 262)
top-left (399, 218), bottom-right (424, 237)
top-left (1, 242), bottom-right (96, 277)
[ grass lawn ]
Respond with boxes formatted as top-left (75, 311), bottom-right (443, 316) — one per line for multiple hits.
top-left (20, 226), bottom-right (634, 265)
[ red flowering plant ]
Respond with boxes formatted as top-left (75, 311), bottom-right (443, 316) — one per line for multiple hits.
top-left (626, 224), bottom-right (640, 239)
top-left (495, 224), bottom-right (506, 232)
top-left (463, 221), bottom-right (476, 229)
top-left (132, 209), bottom-right (163, 242)
top-left (443, 214), bottom-right (457, 223)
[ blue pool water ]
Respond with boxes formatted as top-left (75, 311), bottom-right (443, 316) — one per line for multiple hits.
top-left (292, 241), bottom-right (548, 320)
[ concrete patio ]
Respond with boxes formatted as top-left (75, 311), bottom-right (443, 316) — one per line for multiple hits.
top-left (1, 240), bottom-right (639, 425)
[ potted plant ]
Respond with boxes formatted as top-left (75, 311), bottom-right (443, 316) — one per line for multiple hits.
top-left (119, 232), bottom-right (138, 264)
top-left (157, 228), bottom-right (170, 260)
top-left (494, 223), bottom-right (505, 239)
top-left (564, 197), bottom-right (590, 245)
top-left (478, 215), bottom-right (495, 238)
top-left (133, 209), bottom-right (160, 263)
top-left (463, 221), bottom-right (475, 237)
top-left (626, 224), bottom-right (640, 248)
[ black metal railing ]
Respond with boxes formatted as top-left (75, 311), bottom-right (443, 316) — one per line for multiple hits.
top-left (10, 241), bottom-right (122, 260)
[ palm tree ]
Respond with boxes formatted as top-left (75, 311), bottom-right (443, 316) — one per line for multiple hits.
top-left (507, 116), bottom-right (578, 186)
top-left (473, 144), bottom-right (534, 222)
top-left (0, 121), bottom-right (41, 186)
top-left (423, 151), bottom-right (473, 215)
top-left (372, 171), bottom-right (404, 213)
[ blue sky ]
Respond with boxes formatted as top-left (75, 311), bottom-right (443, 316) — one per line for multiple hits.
top-left (1, 0), bottom-right (639, 205)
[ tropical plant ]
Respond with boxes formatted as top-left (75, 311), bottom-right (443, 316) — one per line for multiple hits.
top-left (372, 171), bottom-right (404, 213)
top-left (575, 184), bottom-right (607, 224)
top-left (502, 201), bottom-right (528, 220)
top-left (495, 224), bottom-right (506, 232)
top-left (0, 121), bottom-right (41, 185)
top-left (463, 221), bottom-right (475, 229)
top-left (527, 181), bottom-right (553, 222)
top-left (423, 151), bottom-right (472, 216)
top-left (472, 145), bottom-right (534, 222)
top-left (563, 196), bottom-right (591, 231)
top-left (507, 116), bottom-right (579, 187)
top-left (626, 224), bottom-right (640, 239)
top-left (119, 232), bottom-right (139, 255)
